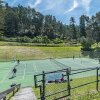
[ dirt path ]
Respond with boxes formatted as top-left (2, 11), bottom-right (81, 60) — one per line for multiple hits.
top-left (12, 87), bottom-right (36, 100)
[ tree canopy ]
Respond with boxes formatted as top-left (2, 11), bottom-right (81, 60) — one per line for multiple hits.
top-left (0, 1), bottom-right (100, 44)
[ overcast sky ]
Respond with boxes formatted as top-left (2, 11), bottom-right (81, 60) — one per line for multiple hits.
top-left (4, 0), bottom-right (100, 24)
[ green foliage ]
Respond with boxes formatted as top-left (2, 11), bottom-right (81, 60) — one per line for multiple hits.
top-left (53, 38), bottom-right (63, 44)
top-left (81, 37), bottom-right (93, 51)
top-left (70, 17), bottom-right (77, 39)
top-left (4, 6), bottom-right (18, 36)
top-left (79, 15), bottom-right (87, 37)
top-left (16, 36), bottom-right (32, 43)
top-left (0, 1), bottom-right (100, 44)
top-left (94, 47), bottom-right (100, 52)
top-left (32, 36), bottom-right (50, 43)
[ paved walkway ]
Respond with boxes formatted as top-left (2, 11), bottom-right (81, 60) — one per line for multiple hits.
top-left (12, 87), bottom-right (36, 100)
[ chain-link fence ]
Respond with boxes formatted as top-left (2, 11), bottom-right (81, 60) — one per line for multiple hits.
top-left (34, 68), bottom-right (71, 100)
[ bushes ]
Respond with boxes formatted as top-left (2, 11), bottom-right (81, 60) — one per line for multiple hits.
top-left (0, 35), bottom-right (64, 44)
top-left (0, 36), bottom-right (17, 42)
top-left (16, 36), bottom-right (32, 43)
top-left (53, 38), bottom-right (63, 44)
top-left (32, 36), bottom-right (50, 44)
top-left (81, 37), bottom-right (93, 51)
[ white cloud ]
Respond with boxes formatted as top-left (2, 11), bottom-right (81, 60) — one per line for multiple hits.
top-left (65, 0), bottom-right (78, 13)
top-left (81, 0), bottom-right (92, 14)
top-left (11, 0), bottom-right (18, 6)
top-left (42, 0), bottom-right (66, 11)
top-left (28, 0), bottom-right (42, 8)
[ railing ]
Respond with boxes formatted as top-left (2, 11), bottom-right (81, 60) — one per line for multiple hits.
top-left (0, 84), bottom-right (21, 100)
top-left (34, 69), bottom-right (70, 100)
top-left (34, 67), bottom-right (100, 100)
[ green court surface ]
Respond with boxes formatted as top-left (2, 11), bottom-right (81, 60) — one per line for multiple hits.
top-left (0, 58), bottom-right (100, 92)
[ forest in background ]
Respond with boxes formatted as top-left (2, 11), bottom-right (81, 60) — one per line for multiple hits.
top-left (0, 0), bottom-right (100, 45)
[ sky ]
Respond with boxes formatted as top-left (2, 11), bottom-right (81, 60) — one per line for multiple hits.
top-left (4, 0), bottom-right (100, 24)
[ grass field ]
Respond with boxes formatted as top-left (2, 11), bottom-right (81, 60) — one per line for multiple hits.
top-left (0, 45), bottom-right (80, 61)
top-left (34, 76), bottom-right (100, 100)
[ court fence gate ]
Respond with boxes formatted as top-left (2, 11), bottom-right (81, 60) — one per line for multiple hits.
top-left (34, 67), bottom-right (100, 100)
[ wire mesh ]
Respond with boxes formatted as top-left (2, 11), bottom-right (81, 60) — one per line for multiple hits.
top-left (34, 69), bottom-right (69, 100)
top-left (45, 70), bottom-right (69, 100)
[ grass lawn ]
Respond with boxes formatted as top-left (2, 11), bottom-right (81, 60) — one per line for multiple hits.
top-left (33, 76), bottom-right (100, 100)
top-left (0, 45), bottom-right (81, 61)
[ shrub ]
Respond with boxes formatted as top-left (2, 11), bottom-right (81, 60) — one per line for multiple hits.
top-left (53, 38), bottom-right (63, 44)
top-left (81, 37), bottom-right (93, 51)
top-left (16, 36), bottom-right (32, 43)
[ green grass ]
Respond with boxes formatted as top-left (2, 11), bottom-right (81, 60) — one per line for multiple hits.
top-left (0, 45), bottom-right (81, 61)
top-left (33, 76), bottom-right (100, 100)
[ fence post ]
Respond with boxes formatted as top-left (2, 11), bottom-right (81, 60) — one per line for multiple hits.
top-left (42, 71), bottom-right (45, 100)
top-left (3, 96), bottom-right (6, 100)
top-left (96, 67), bottom-right (99, 91)
top-left (39, 85), bottom-right (43, 100)
top-left (13, 88), bottom-right (15, 96)
top-left (17, 86), bottom-right (18, 92)
top-left (34, 75), bottom-right (37, 88)
top-left (66, 68), bottom-right (71, 96)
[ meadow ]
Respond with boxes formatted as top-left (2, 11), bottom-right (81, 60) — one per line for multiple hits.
top-left (0, 41), bottom-right (81, 61)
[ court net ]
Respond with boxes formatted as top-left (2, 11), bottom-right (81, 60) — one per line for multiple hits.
top-left (50, 58), bottom-right (69, 69)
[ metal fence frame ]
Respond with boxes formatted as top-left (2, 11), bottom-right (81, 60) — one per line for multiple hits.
top-left (34, 68), bottom-right (70, 100)
top-left (34, 67), bottom-right (100, 100)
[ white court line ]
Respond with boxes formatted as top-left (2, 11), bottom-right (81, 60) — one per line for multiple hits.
top-left (0, 75), bottom-right (34, 84)
top-left (33, 64), bottom-right (38, 73)
top-left (0, 74), bottom-right (34, 84)
top-left (23, 64), bottom-right (27, 80)
top-left (65, 58), bottom-right (99, 69)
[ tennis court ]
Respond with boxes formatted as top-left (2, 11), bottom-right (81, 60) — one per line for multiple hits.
top-left (0, 57), bottom-right (99, 92)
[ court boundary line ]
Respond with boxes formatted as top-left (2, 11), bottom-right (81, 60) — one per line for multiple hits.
top-left (33, 64), bottom-right (38, 73)
top-left (23, 63), bottom-right (27, 80)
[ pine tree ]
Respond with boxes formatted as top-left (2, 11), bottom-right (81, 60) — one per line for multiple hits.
top-left (69, 17), bottom-right (77, 39)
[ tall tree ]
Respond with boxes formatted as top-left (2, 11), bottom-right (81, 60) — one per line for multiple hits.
top-left (69, 17), bottom-right (77, 39)
top-left (4, 4), bottom-right (18, 37)
top-left (79, 15), bottom-right (86, 38)
top-left (0, 0), bottom-right (5, 36)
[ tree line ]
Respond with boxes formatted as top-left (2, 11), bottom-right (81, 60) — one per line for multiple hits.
top-left (0, 0), bottom-right (100, 44)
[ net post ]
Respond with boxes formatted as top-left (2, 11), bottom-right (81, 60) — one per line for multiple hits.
top-left (66, 68), bottom-right (71, 96)
top-left (96, 67), bottom-right (99, 91)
